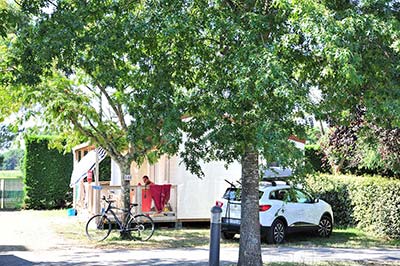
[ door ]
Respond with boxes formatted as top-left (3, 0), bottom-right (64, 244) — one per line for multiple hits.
top-left (280, 189), bottom-right (307, 226)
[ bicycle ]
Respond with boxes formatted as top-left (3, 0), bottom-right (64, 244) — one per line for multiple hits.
top-left (85, 196), bottom-right (155, 241)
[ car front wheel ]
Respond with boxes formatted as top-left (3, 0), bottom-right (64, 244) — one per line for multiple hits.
top-left (266, 219), bottom-right (286, 244)
top-left (317, 215), bottom-right (333, 237)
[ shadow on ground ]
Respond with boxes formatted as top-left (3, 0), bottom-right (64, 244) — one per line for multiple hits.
top-left (0, 255), bottom-right (33, 266)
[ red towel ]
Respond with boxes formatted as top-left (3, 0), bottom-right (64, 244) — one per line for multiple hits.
top-left (161, 184), bottom-right (172, 209)
top-left (142, 189), bottom-right (152, 212)
top-left (149, 184), bottom-right (172, 213)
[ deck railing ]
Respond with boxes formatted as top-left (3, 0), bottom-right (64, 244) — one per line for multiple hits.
top-left (99, 184), bottom-right (178, 222)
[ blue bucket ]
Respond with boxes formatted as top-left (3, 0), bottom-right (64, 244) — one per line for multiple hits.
top-left (67, 208), bottom-right (76, 216)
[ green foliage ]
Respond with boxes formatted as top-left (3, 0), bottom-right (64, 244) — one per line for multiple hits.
top-left (3, 0), bottom-right (185, 175)
top-left (320, 122), bottom-right (399, 177)
top-left (306, 126), bottom-right (322, 145)
top-left (350, 177), bottom-right (400, 238)
top-left (2, 0), bottom-right (399, 263)
top-left (313, 3), bottom-right (400, 128)
top-left (2, 149), bottom-right (24, 170)
top-left (0, 124), bottom-right (16, 150)
top-left (306, 174), bottom-right (400, 239)
top-left (305, 145), bottom-right (330, 174)
top-left (306, 175), bottom-right (355, 227)
top-left (99, 156), bottom-right (111, 182)
top-left (24, 135), bottom-right (73, 209)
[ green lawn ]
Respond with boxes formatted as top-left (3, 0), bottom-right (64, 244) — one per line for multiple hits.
top-left (49, 208), bottom-right (399, 250)
top-left (281, 227), bottom-right (400, 249)
top-left (0, 170), bottom-right (22, 179)
top-left (265, 262), bottom-right (400, 266)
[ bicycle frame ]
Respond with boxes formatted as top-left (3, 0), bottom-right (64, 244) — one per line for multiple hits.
top-left (86, 197), bottom-right (155, 242)
top-left (101, 202), bottom-right (133, 232)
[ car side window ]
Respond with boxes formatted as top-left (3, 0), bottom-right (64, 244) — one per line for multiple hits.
top-left (269, 189), bottom-right (289, 201)
top-left (294, 189), bottom-right (313, 203)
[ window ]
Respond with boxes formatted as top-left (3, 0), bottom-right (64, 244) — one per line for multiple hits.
top-left (294, 189), bottom-right (313, 203)
top-left (269, 189), bottom-right (289, 201)
top-left (223, 188), bottom-right (263, 201)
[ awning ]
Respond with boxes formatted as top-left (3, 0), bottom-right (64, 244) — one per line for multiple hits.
top-left (70, 147), bottom-right (107, 187)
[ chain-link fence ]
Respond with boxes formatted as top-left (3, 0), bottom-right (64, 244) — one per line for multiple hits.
top-left (0, 178), bottom-right (24, 209)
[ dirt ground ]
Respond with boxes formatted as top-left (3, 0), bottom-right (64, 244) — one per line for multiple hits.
top-left (0, 210), bottom-right (79, 252)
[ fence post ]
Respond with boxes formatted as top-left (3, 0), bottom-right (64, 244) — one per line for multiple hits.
top-left (0, 179), bottom-right (4, 209)
top-left (209, 204), bottom-right (222, 266)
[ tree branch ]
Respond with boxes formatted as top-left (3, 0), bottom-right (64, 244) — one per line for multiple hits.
top-left (47, 0), bottom-right (58, 9)
top-left (84, 114), bottom-right (123, 158)
top-left (69, 114), bottom-right (121, 159)
top-left (96, 83), bottom-right (128, 131)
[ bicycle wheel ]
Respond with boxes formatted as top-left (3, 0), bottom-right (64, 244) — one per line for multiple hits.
top-left (129, 214), bottom-right (155, 241)
top-left (86, 214), bottom-right (112, 241)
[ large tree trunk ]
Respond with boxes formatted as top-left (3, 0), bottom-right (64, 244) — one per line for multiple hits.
top-left (238, 148), bottom-right (262, 266)
top-left (118, 159), bottom-right (132, 239)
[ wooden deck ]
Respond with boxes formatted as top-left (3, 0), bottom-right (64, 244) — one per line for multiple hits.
top-left (74, 182), bottom-right (178, 223)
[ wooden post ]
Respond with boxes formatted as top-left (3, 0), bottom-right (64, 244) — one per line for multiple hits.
top-left (0, 179), bottom-right (4, 209)
top-left (137, 185), bottom-right (142, 213)
top-left (88, 182), bottom-right (93, 215)
top-left (94, 148), bottom-right (100, 215)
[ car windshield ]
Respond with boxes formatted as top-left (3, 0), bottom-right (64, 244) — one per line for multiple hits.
top-left (223, 187), bottom-right (263, 201)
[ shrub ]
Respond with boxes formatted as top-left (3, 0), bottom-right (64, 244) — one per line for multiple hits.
top-left (24, 135), bottom-right (73, 209)
top-left (305, 145), bottom-right (330, 173)
top-left (2, 149), bottom-right (24, 170)
top-left (306, 174), bottom-right (400, 239)
top-left (306, 175), bottom-right (355, 227)
top-left (350, 177), bottom-right (400, 238)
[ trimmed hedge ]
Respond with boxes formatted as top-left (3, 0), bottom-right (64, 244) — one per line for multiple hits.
top-left (24, 135), bottom-right (73, 209)
top-left (306, 174), bottom-right (400, 239)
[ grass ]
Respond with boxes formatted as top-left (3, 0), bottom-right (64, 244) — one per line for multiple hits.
top-left (48, 207), bottom-right (400, 250)
top-left (280, 227), bottom-right (400, 248)
top-left (220, 227), bottom-right (400, 249)
top-left (264, 262), bottom-right (400, 266)
top-left (54, 217), bottom-right (214, 249)
top-left (0, 170), bottom-right (22, 179)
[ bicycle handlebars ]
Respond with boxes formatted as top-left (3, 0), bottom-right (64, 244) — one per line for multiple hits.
top-left (101, 195), bottom-right (138, 208)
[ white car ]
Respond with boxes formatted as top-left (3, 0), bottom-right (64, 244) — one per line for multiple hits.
top-left (219, 179), bottom-right (333, 244)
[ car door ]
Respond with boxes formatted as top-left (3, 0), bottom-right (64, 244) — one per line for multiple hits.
top-left (292, 189), bottom-right (318, 225)
top-left (279, 189), bottom-right (307, 226)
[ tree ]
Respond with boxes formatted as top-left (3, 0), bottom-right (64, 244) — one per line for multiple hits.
top-left (3, 0), bottom-right (184, 236)
top-left (313, 0), bottom-right (400, 127)
top-left (0, 1), bottom-right (23, 121)
top-left (321, 117), bottom-right (400, 177)
top-left (175, 1), bottom-right (399, 265)
top-left (3, 0), bottom-right (399, 264)
top-left (314, 0), bottom-right (400, 177)
top-left (175, 2), bottom-right (322, 264)
top-left (2, 148), bottom-right (24, 170)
